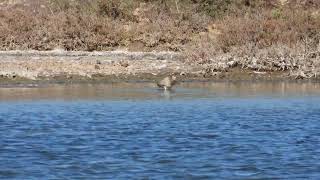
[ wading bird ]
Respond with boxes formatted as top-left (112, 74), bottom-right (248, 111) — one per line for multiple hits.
top-left (157, 76), bottom-right (177, 90)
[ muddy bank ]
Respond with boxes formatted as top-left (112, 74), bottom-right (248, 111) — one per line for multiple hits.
top-left (0, 50), bottom-right (317, 85)
top-left (0, 50), bottom-right (185, 81)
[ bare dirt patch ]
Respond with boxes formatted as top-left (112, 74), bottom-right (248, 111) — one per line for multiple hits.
top-left (0, 50), bottom-right (313, 86)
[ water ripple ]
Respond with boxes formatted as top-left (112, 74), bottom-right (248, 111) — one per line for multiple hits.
top-left (0, 98), bottom-right (320, 179)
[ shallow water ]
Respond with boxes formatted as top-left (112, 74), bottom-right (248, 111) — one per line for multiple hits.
top-left (0, 82), bottom-right (320, 179)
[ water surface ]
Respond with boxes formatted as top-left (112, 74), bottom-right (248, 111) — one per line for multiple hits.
top-left (0, 82), bottom-right (320, 179)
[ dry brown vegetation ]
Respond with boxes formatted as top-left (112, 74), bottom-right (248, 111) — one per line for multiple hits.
top-left (185, 0), bottom-right (320, 78)
top-left (0, 0), bottom-right (206, 51)
top-left (0, 0), bottom-right (319, 78)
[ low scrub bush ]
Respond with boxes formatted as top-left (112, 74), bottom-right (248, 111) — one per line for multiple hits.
top-left (216, 8), bottom-right (320, 51)
top-left (0, 0), bottom-right (206, 51)
top-left (185, 4), bottom-right (319, 76)
top-left (0, 0), bottom-right (318, 68)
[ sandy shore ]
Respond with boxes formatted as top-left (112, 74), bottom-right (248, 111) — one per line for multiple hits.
top-left (0, 50), bottom-right (316, 85)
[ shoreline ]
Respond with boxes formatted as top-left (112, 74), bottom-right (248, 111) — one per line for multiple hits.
top-left (1, 80), bottom-right (320, 102)
top-left (1, 72), bottom-right (319, 88)
top-left (0, 50), bottom-right (319, 86)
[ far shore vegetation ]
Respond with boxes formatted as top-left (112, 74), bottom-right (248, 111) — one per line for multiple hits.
top-left (0, 0), bottom-right (319, 78)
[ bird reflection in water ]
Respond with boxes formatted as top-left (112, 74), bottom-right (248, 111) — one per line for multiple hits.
top-left (162, 89), bottom-right (175, 100)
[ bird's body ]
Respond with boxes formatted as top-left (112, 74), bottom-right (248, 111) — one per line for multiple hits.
top-left (157, 76), bottom-right (177, 90)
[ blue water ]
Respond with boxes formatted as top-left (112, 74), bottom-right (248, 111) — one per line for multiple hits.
top-left (1, 86), bottom-right (320, 179)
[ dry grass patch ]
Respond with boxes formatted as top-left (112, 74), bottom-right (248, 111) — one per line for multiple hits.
top-left (186, 6), bottom-right (320, 78)
top-left (0, 0), bottom-right (319, 78)
top-left (0, 0), bottom-right (207, 51)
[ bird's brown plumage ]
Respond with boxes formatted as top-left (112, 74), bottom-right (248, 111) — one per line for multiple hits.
top-left (157, 76), bottom-right (177, 90)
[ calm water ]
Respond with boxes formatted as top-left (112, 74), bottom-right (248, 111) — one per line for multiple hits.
top-left (0, 82), bottom-right (320, 179)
